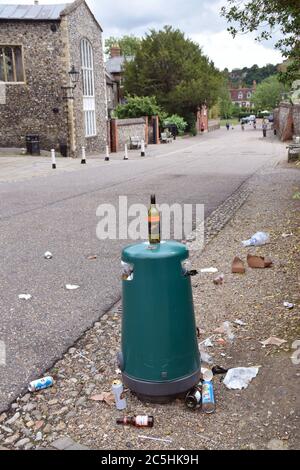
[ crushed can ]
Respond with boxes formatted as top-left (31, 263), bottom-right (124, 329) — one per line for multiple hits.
top-left (28, 377), bottom-right (54, 393)
top-left (112, 380), bottom-right (127, 411)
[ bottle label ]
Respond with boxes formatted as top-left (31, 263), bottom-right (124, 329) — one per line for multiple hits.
top-left (136, 416), bottom-right (149, 427)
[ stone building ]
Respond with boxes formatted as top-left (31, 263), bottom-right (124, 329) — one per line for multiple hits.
top-left (0, 0), bottom-right (107, 157)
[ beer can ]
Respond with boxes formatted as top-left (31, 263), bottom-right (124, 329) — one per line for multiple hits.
top-left (112, 380), bottom-right (127, 411)
top-left (202, 381), bottom-right (216, 414)
top-left (28, 376), bottom-right (54, 393)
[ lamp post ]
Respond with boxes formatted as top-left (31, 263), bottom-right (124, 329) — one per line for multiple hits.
top-left (61, 66), bottom-right (80, 158)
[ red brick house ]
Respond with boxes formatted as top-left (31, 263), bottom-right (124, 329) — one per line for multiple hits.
top-left (230, 81), bottom-right (256, 108)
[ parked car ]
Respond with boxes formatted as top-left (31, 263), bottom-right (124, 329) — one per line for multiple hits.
top-left (241, 115), bottom-right (256, 124)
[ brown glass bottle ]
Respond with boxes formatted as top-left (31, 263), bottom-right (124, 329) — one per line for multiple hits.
top-left (148, 194), bottom-right (161, 244)
top-left (116, 416), bottom-right (154, 428)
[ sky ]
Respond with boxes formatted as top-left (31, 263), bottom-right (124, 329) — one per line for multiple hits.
top-left (2, 0), bottom-right (283, 70)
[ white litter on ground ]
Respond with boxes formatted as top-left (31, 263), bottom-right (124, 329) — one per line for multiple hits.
top-left (223, 367), bottom-right (260, 390)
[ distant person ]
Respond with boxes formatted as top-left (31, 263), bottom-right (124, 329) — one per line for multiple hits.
top-left (241, 122), bottom-right (245, 131)
top-left (262, 119), bottom-right (268, 138)
top-left (226, 122), bottom-right (230, 131)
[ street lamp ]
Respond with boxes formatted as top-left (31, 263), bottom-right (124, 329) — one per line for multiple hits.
top-left (61, 65), bottom-right (80, 100)
top-left (69, 65), bottom-right (80, 87)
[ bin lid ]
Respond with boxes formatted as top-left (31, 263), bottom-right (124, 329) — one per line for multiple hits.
top-left (122, 240), bottom-right (188, 262)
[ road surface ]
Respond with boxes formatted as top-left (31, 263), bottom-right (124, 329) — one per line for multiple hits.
top-left (0, 127), bottom-right (285, 411)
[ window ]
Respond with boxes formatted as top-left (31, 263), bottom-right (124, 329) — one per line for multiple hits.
top-left (80, 39), bottom-right (96, 137)
top-left (238, 92), bottom-right (243, 100)
top-left (0, 46), bottom-right (24, 82)
top-left (247, 92), bottom-right (252, 99)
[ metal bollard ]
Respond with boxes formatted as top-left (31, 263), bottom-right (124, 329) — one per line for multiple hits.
top-left (51, 149), bottom-right (56, 170)
top-left (81, 146), bottom-right (86, 164)
top-left (124, 143), bottom-right (129, 160)
top-left (141, 140), bottom-right (145, 157)
top-left (105, 145), bottom-right (110, 162)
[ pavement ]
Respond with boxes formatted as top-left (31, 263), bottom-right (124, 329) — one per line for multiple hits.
top-left (0, 153), bottom-right (298, 451)
top-left (0, 126), bottom-right (288, 415)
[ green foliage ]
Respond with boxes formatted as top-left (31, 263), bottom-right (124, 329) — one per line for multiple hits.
top-left (114, 95), bottom-right (162, 119)
top-left (252, 75), bottom-right (289, 110)
top-left (123, 26), bottom-right (224, 121)
top-left (163, 114), bottom-right (187, 134)
top-left (185, 112), bottom-right (197, 136)
top-left (226, 64), bottom-right (279, 87)
top-left (105, 35), bottom-right (141, 57)
top-left (221, 1), bottom-right (300, 83)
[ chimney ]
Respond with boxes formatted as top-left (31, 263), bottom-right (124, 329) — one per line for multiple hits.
top-left (110, 45), bottom-right (121, 58)
top-left (34, 1), bottom-right (39, 4)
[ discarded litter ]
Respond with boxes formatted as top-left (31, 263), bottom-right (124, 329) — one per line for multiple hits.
top-left (212, 366), bottom-right (228, 376)
top-left (121, 261), bottom-right (134, 281)
top-left (65, 284), bottom-right (80, 291)
top-left (283, 302), bottom-right (295, 310)
top-left (213, 274), bottom-right (224, 286)
top-left (28, 377), bottom-right (54, 393)
top-left (203, 338), bottom-right (214, 348)
top-left (87, 255), bottom-right (98, 260)
top-left (112, 380), bottom-right (127, 411)
top-left (242, 232), bottom-right (270, 247)
top-left (232, 257), bottom-right (245, 274)
top-left (261, 337), bottom-right (287, 347)
top-left (44, 252), bottom-right (53, 260)
top-left (282, 233), bottom-right (293, 238)
top-left (223, 367), bottom-right (260, 390)
top-left (199, 348), bottom-right (213, 365)
top-left (18, 294), bottom-right (32, 301)
top-left (185, 384), bottom-right (202, 410)
top-left (116, 416), bottom-right (154, 428)
top-left (200, 267), bottom-right (218, 274)
top-left (138, 435), bottom-right (173, 444)
top-left (234, 319), bottom-right (247, 326)
top-left (202, 381), bottom-right (216, 414)
top-left (182, 260), bottom-right (198, 277)
top-left (247, 254), bottom-right (273, 269)
top-left (201, 367), bottom-right (214, 382)
top-left (223, 322), bottom-right (235, 343)
top-left (90, 392), bottom-right (115, 406)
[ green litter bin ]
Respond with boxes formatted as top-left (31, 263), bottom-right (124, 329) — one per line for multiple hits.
top-left (118, 241), bottom-right (201, 402)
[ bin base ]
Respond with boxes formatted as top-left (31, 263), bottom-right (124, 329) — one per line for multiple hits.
top-left (122, 369), bottom-right (201, 404)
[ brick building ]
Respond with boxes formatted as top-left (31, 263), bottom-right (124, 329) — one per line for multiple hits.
top-left (105, 45), bottom-right (133, 105)
top-left (0, 0), bottom-right (107, 157)
top-left (230, 81), bottom-right (256, 109)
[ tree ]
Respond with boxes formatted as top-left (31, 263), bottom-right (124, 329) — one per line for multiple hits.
top-left (105, 35), bottom-right (141, 57)
top-left (114, 95), bottom-right (162, 119)
top-left (221, 1), bottom-right (300, 83)
top-left (252, 75), bottom-right (289, 110)
top-left (123, 26), bottom-right (224, 124)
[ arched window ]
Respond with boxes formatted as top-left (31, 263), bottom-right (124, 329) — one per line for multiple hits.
top-left (80, 39), bottom-right (96, 137)
top-left (238, 92), bottom-right (243, 100)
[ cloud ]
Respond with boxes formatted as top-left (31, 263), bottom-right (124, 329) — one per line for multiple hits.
top-left (191, 30), bottom-right (283, 69)
top-left (3, 0), bottom-right (283, 69)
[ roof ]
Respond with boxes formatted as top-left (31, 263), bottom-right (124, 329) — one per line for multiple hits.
top-left (0, 3), bottom-right (67, 21)
top-left (230, 88), bottom-right (254, 101)
top-left (106, 55), bottom-right (134, 74)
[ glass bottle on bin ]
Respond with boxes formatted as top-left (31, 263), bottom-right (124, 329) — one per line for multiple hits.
top-left (148, 194), bottom-right (161, 244)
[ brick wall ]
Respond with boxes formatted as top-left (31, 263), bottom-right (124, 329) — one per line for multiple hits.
top-left (292, 105), bottom-right (300, 136)
top-left (277, 103), bottom-right (293, 141)
top-left (112, 118), bottom-right (146, 152)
